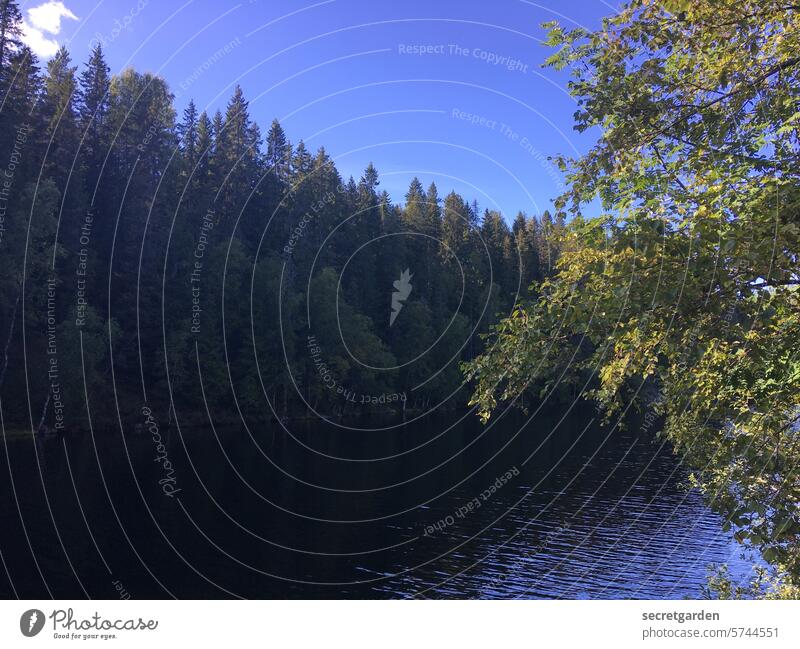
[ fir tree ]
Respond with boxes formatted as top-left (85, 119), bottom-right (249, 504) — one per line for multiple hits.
top-left (0, 0), bottom-right (22, 76)
top-left (266, 118), bottom-right (290, 180)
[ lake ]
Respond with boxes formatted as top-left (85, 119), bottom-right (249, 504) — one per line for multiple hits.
top-left (0, 406), bottom-right (756, 599)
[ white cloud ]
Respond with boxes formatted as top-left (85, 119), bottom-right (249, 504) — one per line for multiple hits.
top-left (21, 22), bottom-right (60, 58)
top-left (20, 1), bottom-right (78, 59)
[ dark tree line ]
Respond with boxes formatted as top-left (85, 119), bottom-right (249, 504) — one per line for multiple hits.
top-left (0, 2), bottom-right (563, 430)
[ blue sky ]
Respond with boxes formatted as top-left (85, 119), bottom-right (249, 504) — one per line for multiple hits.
top-left (21, 0), bottom-right (617, 219)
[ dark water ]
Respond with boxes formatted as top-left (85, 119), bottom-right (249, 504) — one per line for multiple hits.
top-left (0, 407), bottom-right (756, 599)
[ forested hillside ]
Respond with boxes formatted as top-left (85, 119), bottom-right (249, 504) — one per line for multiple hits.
top-left (0, 2), bottom-right (562, 429)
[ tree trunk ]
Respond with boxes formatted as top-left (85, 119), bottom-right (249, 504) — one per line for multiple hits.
top-left (0, 282), bottom-right (21, 392)
top-left (36, 393), bottom-right (51, 435)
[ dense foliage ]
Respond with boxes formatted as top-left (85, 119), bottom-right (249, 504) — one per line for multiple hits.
top-left (0, 0), bottom-right (558, 431)
top-left (466, 0), bottom-right (800, 591)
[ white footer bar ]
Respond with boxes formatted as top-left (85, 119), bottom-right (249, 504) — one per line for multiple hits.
top-left (1, 600), bottom-right (798, 648)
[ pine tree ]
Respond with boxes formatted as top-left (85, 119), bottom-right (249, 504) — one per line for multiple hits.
top-left (512, 211), bottom-right (526, 238)
top-left (222, 86), bottom-right (260, 173)
top-left (175, 100), bottom-right (202, 260)
top-left (195, 110), bottom-right (213, 185)
top-left (348, 163), bottom-right (382, 320)
top-left (292, 140), bottom-right (313, 177)
top-left (539, 209), bottom-right (555, 275)
top-left (1, 45), bottom-right (40, 171)
top-left (401, 177), bottom-right (426, 231)
top-left (0, 0), bottom-right (22, 77)
top-left (424, 181), bottom-right (442, 236)
top-left (213, 86), bottom-right (260, 226)
top-left (104, 70), bottom-right (178, 350)
top-left (358, 162), bottom-right (379, 201)
top-left (78, 44), bottom-right (110, 170)
top-left (0, 0), bottom-right (23, 144)
top-left (266, 118), bottom-right (290, 180)
top-left (0, 7), bottom-right (37, 399)
top-left (211, 109), bottom-right (224, 142)
top-left (480, 210), bottom-right (510, 294)
top-left (178, 99), bottom-right (198, 170)
top-left (40, 46), bottom-right (79, 178)
top-left (441, 191), bottom-right (471, 260)
top-left (511, 212), bottom-right (540, 292)
top-left (39, 45), bottom-right (90, 281)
